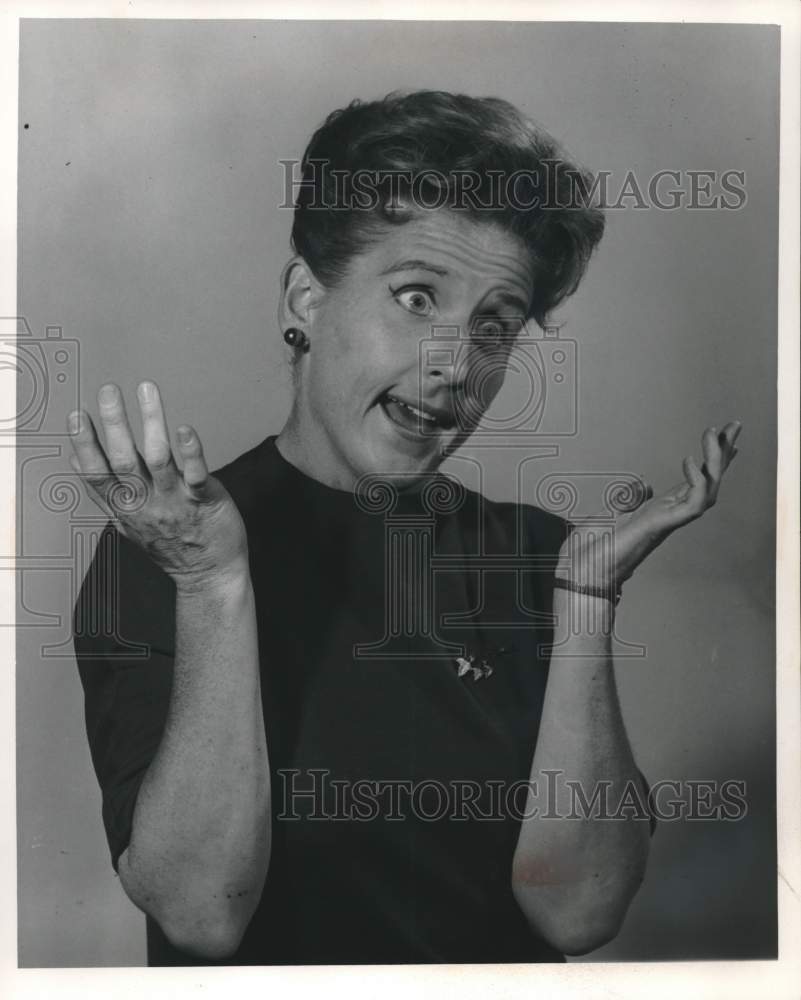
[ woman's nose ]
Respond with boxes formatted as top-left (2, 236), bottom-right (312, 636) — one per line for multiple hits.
top-left (422, 330), bottom-right (501, 385)
top-left (420, 324), bottom-right (462, 385)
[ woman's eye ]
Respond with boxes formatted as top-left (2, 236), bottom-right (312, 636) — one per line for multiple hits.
top-left (475, 318), bottom-right (517, 345)
top-left (394, 287), bottom-right (435, 316)
top-left (479, 320), bottom-right (504, 337)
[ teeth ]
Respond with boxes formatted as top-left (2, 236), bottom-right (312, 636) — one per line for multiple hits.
top-left (406, 403), bottom-right (436, 423)
top-left (387, 395), bottom-right (439, 425)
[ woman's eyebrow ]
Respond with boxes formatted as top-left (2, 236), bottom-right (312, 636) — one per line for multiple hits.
top-left (474, 289), bottom-right (530, 317)
top-left (378, 259), bottom-right (449, 277)
top-left (379, 258), bottom-right (530, 313)
top-left (490, 291), bottom-right (529, 314)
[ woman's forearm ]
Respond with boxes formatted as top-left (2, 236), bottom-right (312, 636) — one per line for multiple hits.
top-left (117, 564), bottom-right (270, 959)
top-left (511, 591), bottom-right (650, 955)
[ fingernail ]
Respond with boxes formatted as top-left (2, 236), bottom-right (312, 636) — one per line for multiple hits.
top-left (177, 427), bottom-right (192, 444)
top-left (138, 381), bottom-right (155, 402)
top-left (68, 410), bottom-right (82, 433)
top-left (99, 384), bottom-right (117, 404)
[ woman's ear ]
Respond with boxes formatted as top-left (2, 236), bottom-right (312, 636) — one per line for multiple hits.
top-left (278, 256), bottom-right (325, 330)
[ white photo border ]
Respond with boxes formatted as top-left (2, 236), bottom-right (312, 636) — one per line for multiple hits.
top-left (1, 2), bottom-right (798, 998)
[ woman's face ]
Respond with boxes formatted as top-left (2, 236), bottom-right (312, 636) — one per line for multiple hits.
top-left (284, 209), bottom-right (534, 490)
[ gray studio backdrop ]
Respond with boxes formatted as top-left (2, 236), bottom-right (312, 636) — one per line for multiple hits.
top-left (17, 19), bottom-right (778, 967)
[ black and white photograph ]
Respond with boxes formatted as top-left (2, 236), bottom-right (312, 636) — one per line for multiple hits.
top-left (5, 4), bottom-right (800, 998)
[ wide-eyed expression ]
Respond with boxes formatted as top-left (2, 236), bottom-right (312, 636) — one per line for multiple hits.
top-left (282, 209), bottom-right (534, 490)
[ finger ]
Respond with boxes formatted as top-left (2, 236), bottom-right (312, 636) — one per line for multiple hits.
top-left (67, 408), bottom-right (116, 498)
top-left (97, 383), bottom-right (147, 481)
top-left (663, 454), bottom-right (703, 505)
top-left (174, 425), bottom-right (210, 494)
top-left (701, 426), bottom-right (722, 484)
top-left (137, 380), bottom-right (180, 492)
top-left (724, 420), bottom-right (743, 447)
top-left (682, 454), bottom-right (710, 515)
top-left (67, 410), bottom-right (132, 527)
top-left (719, 421), bottom-right (742, 469)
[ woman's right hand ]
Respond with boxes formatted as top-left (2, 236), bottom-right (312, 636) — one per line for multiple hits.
top-left (67, 380), bottom-right (249, 592)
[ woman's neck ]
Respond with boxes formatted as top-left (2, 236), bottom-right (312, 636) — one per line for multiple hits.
top-left (275, 408), bottom-right (359, 494)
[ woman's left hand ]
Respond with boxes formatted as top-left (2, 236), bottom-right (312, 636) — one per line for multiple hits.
top-left (557, 421), bottom-right (742, 592)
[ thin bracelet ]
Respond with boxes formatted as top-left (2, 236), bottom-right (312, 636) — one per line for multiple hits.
top-left (553, 577), bottom-right (623, 606)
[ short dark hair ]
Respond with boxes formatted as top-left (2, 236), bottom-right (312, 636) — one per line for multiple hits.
top-left (290, 89), bottom-right (605, 328)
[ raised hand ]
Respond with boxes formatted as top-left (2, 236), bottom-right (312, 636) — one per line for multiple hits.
top-left (67, 380), bottom-right (249, 591)
top-left (557, 422), bottom-right (742, 594)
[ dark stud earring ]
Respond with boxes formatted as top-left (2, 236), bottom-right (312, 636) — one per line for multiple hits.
top-left (283, 327), bottom-right (309, 353)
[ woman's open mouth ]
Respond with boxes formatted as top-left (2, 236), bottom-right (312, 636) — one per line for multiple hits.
top-left (377, 392), bottom-right (455, 439)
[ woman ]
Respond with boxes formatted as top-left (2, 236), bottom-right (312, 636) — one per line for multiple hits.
top-left (69, 90), bottom-right (740, 966)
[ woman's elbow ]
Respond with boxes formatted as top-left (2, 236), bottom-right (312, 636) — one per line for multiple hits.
top-left (511, 877), bottom-right (641, 956)
top-left (118, 849), bottom-right (254, 960)
top-left (160, 913), bottom-right (247, 961)
top-left (533, 907), bottom-right (626, 956)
